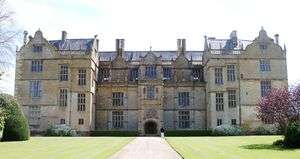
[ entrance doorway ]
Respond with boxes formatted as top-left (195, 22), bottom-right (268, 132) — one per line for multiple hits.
top-left (144, 120), bottom-right (158, 135)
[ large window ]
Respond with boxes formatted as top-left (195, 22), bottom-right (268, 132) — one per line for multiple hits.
top-left (33, 45), bottom-right (43, 53)
top-left (260, 59), bottom-right (271, 72)
top-left (178, 111), bottom-right (190, 129)
top-left (112, 92), bottom-right (124, 106)
top-left (216, 93), bottom-right (224, 111)
top-left (30, 80), bottom-right (42, 98)
top-left (146, 86), bottom-right (155, 99)
top-left (77, 93), bottom-right (86, 111)
top-left (59, 64), bottom-right (68, 81)
top-left (112, 111), bottom-right (124, 129)
top-left (163, 67), bottom-right (172, 80)
top-left (261, 80), bottom-right (271, 97)
top-left (78, 69), bottom-right (86, 85)
top-left (59, 89), bottom-right (68, 107)
top-left (29, 106), bottom-right (41, 128)
top-left (192, 67), bottom-right (204, 81)
top-left (227, 65), bottom-right (236, 81)
top-left (31, 60), bottom-right (43, 72)
top-left (215, 67), bottom-right (223, 84)
top-left (228, 90), bottom-right (237, 108)
top-left (129, 67), bottom-right (139, 81)
top-left (145, 66), bottom-right (156, 79)
top-left (178, 92), bottom-right (190, 107)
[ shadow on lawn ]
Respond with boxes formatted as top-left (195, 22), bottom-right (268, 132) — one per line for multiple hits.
top-left (240, 144), bottom-right (296, 151)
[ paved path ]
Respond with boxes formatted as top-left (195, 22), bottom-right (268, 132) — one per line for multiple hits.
top-left (108, 137), bottom-right (182, 159)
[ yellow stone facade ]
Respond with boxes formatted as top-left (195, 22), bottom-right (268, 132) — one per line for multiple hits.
top-left (15, 28), bottom-right (287, 134)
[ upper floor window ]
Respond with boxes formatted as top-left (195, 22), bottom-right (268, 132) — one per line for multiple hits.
top-left (99, 68), bottom-right (110, 81)
top-left (178, 111), bottom-right (190, 129)
top-left (259, 44), bottom-right (267, 50)
top-left (215, 67), bottom-right (223, 84)
top-left (129, 67), bottom-right (139, 81)
top-left (146, 86), bottom-right (155, 99)
top-left (228, 90), bottom-right (237, 108)
top-left (78, 69), bottom-right (86, 85)
top-left (145, 66), bottom-right (156, 79)
top-left (59, 64), bottom-right (68, 81)
top-left (192, 67), bottom-right (204, 81)
top-left (261, 80), bottom-right (271, 97)
top-left (178, 92), bottom-right (190, 107)
top-left (260, 59), bottom-right (271, 72)
top-left (30, 80), bottom-right (41, 98)
top-left (78, 118), bottom-right (84, 125)
top-left (112, 111), bottom-right (124, 129)
top-left (33, 45), bottom-right (43, 53)
top-left (59, 89), bottom-right (68, 107)
top-left (216, 93), bottom-right (224, 111)
top-left (31, 60), bottom-right (43, 72)
top-left (227, 65), bottom-right (236, 81)
top-left (77, 93), bottom-right (86, 111)
top-left (163, 67), bottom-right (172, 80)
top-left (112, 92), bottom-right (124, 106)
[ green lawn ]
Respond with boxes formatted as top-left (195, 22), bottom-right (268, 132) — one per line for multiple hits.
top-left (167, 136), bottom-right (300, 159)
top-left (0, 137), bottom-right (133, 159)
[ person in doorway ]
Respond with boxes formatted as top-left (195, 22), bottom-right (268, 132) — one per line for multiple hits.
top-left (160, 127), bottom-right (165, 138)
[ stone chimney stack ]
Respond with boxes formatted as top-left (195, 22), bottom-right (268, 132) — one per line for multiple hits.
top-left (23, 30), bottom-right (28, 45)
top-left (177, 39), bottom-right (186, 54)
top-left (274, 34), bottom-right (279, 44)
top-left (116, 39), bottom-right (125, 56)
top-left (62, 31), bottom-right (67, 41)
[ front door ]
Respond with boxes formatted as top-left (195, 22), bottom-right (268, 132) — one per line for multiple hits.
top-left (144, 121), bottom-right (157, 135)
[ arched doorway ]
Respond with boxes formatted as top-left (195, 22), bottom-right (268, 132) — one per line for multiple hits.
top-left (144, 120), bottom-right (158, 135)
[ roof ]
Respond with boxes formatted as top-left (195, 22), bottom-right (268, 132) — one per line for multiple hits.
top-left (207, 38), bottom-right (252, 51)
top-left (99, 51), bottom-right (203, 62)
top-left (49, 39), bottom-right (94, 51)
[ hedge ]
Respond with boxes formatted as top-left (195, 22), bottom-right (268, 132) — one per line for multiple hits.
top-left (0, 94), bottom-right (30, 141)
top-left (283, 122), bottom-right (300, 148)
top-left (90, 131), bottom-right (139, 136)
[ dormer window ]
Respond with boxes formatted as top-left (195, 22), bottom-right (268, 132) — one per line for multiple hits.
top-left (192, 67), bottom-right (204, 81)
top-left (129, 67), bottom-right (139, 81)
top-left (145, 66), bottom-right (156, 79)
top-left (33, 45), bottom-right (43, 53)
top-left (259, 44), bottom-right (267, 50)
top-left (99, 68), bottom-right (110, 82)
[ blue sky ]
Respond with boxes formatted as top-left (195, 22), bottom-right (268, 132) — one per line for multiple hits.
top-left (2, 0), bottom-right (299, 94)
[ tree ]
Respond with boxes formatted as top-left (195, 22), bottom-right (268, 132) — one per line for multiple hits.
top-left (0, 93), bottom-right (29, 141)
top-left (0, 0), bottom-right (19, 81)
top-left (257, 85), bottom-right (300, 132)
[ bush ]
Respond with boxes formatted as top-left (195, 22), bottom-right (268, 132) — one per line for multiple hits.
top-left (283, 122), bottom-right (300, 148)
top-left (165, 130), bottom-right (212, 136)
top-left (0, 94), bottom-right (30, 141)
top-left (212, 125), bottom-right (244, 136)
top-left (273, 139), bottom-right (284, 146)
top-left (253, 126), bottom-right (277, 135)
top-left (90, 131), bottom-right (138, 136)
top-left (45, 124), bottom-right (76, 136)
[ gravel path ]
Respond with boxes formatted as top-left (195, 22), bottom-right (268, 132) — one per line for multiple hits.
top-left (108, 137), bottom-right (182, 159)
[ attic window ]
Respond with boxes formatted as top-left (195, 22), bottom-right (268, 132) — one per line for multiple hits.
top-left (33, 45), bottom-right (43, 53)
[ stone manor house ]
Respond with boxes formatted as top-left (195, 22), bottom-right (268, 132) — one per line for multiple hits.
top-left (15, 28), bottom-right (288, 135)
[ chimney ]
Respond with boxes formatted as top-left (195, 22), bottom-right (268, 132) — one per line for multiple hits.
top-left (62, 31), bottom-right (67, 41)
top-left (274, 34), bottom-right (279, 44)
top-left (177, 39), bottom-right (186, 54)
top-left (23, 30), bottom-right (28, 45)
top-left (116, 39), bottom-right (125, 56)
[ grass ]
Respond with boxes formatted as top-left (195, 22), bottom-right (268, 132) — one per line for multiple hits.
top-left (0, 137), bottom-right (133, 159)
top-left (166, 136), bottom-right (300, 159)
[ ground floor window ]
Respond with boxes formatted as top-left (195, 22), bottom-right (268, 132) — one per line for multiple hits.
top-left (29, 106), bottom-right (41, 128)
top-left (178, 111), bottom-right (190, 129)
top-left (112, 111), bottom-right (124, 129)
top-left (217, 118), bottom-right (222, 126)
top-left (78, 118), bottom-right (84, 125)
top-left (60, 119), bottom-right (65, 124)
top-left (231, 119), bottom-right (237, 125)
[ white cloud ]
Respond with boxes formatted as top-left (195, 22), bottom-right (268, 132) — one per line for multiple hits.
top-left (5, 0), bottom-right (300, 90)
